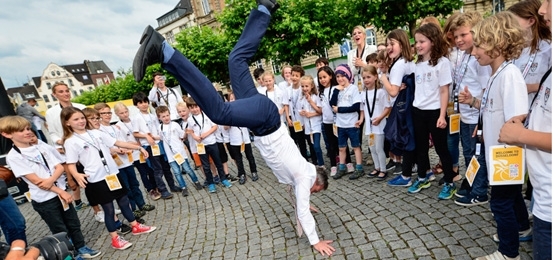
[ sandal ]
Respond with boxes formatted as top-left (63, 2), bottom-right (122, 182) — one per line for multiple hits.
top-left (367, 169), bottom-right (380, 178)
top-left (376, 172), bottom-right (387, 181)
top-left (432, 163), bottom-right (444, 175)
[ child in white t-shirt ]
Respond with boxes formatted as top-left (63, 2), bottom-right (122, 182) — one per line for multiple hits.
top-left (298, 75), bottom-right (324, 168)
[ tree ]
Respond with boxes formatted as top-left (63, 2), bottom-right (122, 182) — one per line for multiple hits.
top-left (218, 0), bottom-right (367, 65)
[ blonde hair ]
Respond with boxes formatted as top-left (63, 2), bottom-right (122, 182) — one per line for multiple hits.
top-left (281, 65), bottom-right (292, 79)
top-left (0, 116), bottom-right (31, 134)
top-left (262, 71), bottom-right (275, 81)
top-left (176, 102), bottom-right (188, 109)
top-left (421, 16), bottom-right (442, 31)
top-left (451, 11), bottom-right (483, 32)
top-left (113, 102), bottom-right (128, 113)
top-left (300, 75), bottom-right (318, 95)
top-left (93, 102), bottom-right (110, 111)
top-left (361, 65), bottom-right (381, 89)
top-left (472, 11), bottom-right (525, 61)
top-left (82, 107), bottom-right (99, 120)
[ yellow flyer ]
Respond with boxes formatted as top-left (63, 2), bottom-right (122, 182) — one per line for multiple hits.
top-left (151, 144), bottom-right (161, 156)
top-left (139, 152), bottom-right (146, 163)
top-left (112, 154), bottom-right (123, 167)
top-left (59, 195), bottom-right (70, 211)
top-left (333, 124), bottom-right (338, 137)
top-left (368, 134), bottom-right (375, 147)
top-left (24, 191), bottom-right (32, 202)
top-left (127, 151), bottom-right (133, 163)
top-left (465, 156), bottom-right (480, 186)
top-left (489, 145), bottom-right (525, 185)
top-left (293, 121), bottom-right (303, 132)
top-left (173, 153), bottom-right (185, 165)
top-left (105, 174), bottom-right (123, 191)
top-left (241, 142), bottom-right (245, 153)
top-left (449, 114), bottom-right (460, 134)
top-left (196, 143), bottom-right (206, 155)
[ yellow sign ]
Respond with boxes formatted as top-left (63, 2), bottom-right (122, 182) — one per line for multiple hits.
top-left (196, 143), bottom-right (206, 155)
top-left (173, 153), bottom-right (185, 165)
top-left (465, 156), bottom-right (480, 186)
top-left (105, 174), bottom-right (123, 191)
top-left (293, 121), bottom-right (303, 132)
top-left (489, 145), bottom-right (525, 185)
top-left (449, 114), bottom-right (460, 134)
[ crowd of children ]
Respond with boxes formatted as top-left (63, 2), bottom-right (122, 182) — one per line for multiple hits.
top-left (0, 0), bottom-right (551, 259)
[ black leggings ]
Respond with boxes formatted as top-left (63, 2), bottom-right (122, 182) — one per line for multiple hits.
top-left (100, 196), bottom-right (135, 233)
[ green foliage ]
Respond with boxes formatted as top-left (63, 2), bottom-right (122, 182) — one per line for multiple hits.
top-left (174, 26), bottom-right (234, 85)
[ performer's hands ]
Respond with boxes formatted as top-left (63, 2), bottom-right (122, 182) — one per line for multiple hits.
top-left (74, 173), bottom-right (89, 188)
top-left (458, 86), bottom-right (472, 104)
top-left (59, 191), bottom-right (73, 204)
top-left (313, 240), bottom-right (336, 256)
top-left (5, 240), bottom-right (40, 260)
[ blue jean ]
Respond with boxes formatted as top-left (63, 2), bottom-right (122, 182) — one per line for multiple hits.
top-left (490, 184), bottom-right (530, 258)
top-left (118, 165), bottom-right (146, 211)
top-left (461, 122), bottom-right (488, 197)
top-left (447, 132), bottom-right (459, 168)
top-left (200, 143), bottom-right (227, 184)
top-left (162, 9), bottom-right (280, 136)
top-left (337, 127), bottom-right (360, 148)
top-left (321, 124), bottom-right (330, 154)
top-left (0, 194), bottom-right (27, 244)
top-left (169, 160), bottom-right (199, 188)
top-left (133, 160), bottom-right (156, 192)
top-left (143, 145), bottom-right (172, 197)
top-left (532, 216), bottom-right (551, 260)
top-left (310, 133), bottom-right (324, 166)
top-left (31, 196), bottom-right (84, 249)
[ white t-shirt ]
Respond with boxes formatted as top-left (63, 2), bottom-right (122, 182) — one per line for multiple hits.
top-left (181, 120), bottom-right (198, 154)
top-left (132, 112), bottom-right (161, 146)
top-left (525, 69), bottom-right (551, 222)
top-left (187, 113), bottom-right (217, 146)
top-left (215, 125), bottom-right (230, 143)
top-left (297, 94), bottom-right (323, 135)
top-left (148, 87), bottom-right (181, 120)
top-left (320, 86), bottom-right (336, 124)
top-left (45, 103), bottom-right (86, 148)
top-left (64, 130), bottom-right (120, 183)
top-left (160, 122), bottom-right (189, 162)
top-left (283, 86), bottom-right (303, 123)
top-left (32, 116), bottom-right (45, 131)
top-left (513, 40), bottom-right (552, 105)
top-left (361, 87), bottom-right (391, 134)
top-left (256, 85), bottom-right (267, 95)
top-left (278, 81), bottom-right (291, 92)
top-left (99, 124), bottom-right (132, 169)
top-left (229, 126), bottom-right (251, 146)
top-left (8, 144), bottom-right (66, 203)
top-left (481, 64), bottom-right (528, 171)
top-left (389, 58), bottom-right (415, 87)
top-left (116, 120), bottom-right (141, 161)
top-left (454, 54), bottom-right (492, 124)
top-left (413, 57), bottom-right (452, 110)
top-left (335, 84), bottom-right (361, 128)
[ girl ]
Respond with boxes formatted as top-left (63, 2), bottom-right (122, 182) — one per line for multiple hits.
top-left (330, 64), bottom-right (364, 180)
top-left (95, 103), bottom-right (155, 219)
top-left (361, 65), bottom-right (392, 179)
top-left (298, 75), bottom-right (324, 168)
top-left (262, 71), bottom-right (286, 125)
top-left (62, 107), bottom-right (156, 250)
top-left (226, 93), bottom-right (259, 184)
top-left (381, 29), bottom-right (415, 185)
top-left (113, 102), bottom-right (161, 200)
top-left (407, 23), bottom-right (456, 199)
top-left (317, 66), bottom-right (343, 175)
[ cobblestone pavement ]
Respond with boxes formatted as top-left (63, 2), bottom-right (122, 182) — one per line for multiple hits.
top-left (6, 144), bottom-right (534, 260)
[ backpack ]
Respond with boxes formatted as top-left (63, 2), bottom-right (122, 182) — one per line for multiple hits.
top-left (383, 73), bottom-right (416, 154)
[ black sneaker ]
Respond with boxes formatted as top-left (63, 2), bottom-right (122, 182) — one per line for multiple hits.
top-left (171, 187), bottom-right (182, 193)
top-left (227, 174), bottom-right (238, 183)
top-left (135, 217), bottom-right (146, 224)
top-left (194, 182), bottom-right (203, 190)
top-left (349, 169), bottom-right (365, 180)
top-left (181, 188), bottom-right (189, 197)
top-left (251, 172), bottom-right (259, 182)
top-left (117, 223), bottom-right (132, 235)
top-left (333, 168), bottom-right (347, 180)
top-left (133, 210), bottom-right (146, 219)
top-left (386, 159), bottom-right (396, 171)
top-left (239, 175), bottom-right (247, 185)
top-left (141, 204), bottom-right (155, 212)
top-left (393, 162), bottom-right (403, 175)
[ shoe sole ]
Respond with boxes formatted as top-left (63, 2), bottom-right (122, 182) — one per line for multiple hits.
top-left (438, 190), bottom-right (456, 200)
top-left (79, 252), bottom-right (102, 259)
top-left (387, 181), bottom-right (411, 187)
top-left (454, 200), bottom-right (488, 207)
top-left (408, 182), bottom-right (431, 193)
top-left (161, 195), bottom-right (173, 200)
top-left (132, 226), bottom-right (157, 236)
top-left (112, 243), bottom-right (132, 250)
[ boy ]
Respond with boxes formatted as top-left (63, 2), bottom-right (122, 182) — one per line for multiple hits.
top-left (458, 12), bottom-right (529, 260)
top-left (450, 11), bottom-right (492, 206)
top-left (0, 116), bottom-right (101, 259)
top-left (155, 105), bottom-right (201, 197)
top-left (498, 1), bottom-right (552, 259)
top-left (185, 97), bottom-right (232, 193)
top-left (131, 92), bottom-right (177, 200)
top-left (132, 0), bottom-right (334, 256)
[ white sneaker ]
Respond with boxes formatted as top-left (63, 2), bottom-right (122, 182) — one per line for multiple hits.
top-left (330, 167), bottom-right (337, 177)
top-left (475, 250), bottom-right (520, 260)
top-left (115, 209), bottom-right (122, 215)
top-left (346, 163), bottom-right (355, 173)
top-left (94, 211), bottom-right (105, 223)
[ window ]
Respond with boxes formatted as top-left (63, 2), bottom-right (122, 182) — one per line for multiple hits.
top-left (366, 28), bottom-right (377, 46)
top-left (80, 89), bottom-right (84, 94)
top-left (96, 69), bottom-right (103, 73)
top-left (88, 86), bottom-right (93, 91)
top-left (46, 82), bottom-right (52, 89)
top-left (25, 94), bottom-right (35, 99)
top-left (68, 79), bottom-right (74, 86)
top-left (254, 59), bottom-right (263, 69)
top-left (51, 94), bottom-right (58, 101)
top-left (71, 90), bottom-right (78, 97)
top-left (201, 0), bottom-right (211, 15)
top-left (42, 95), bottom-right (50, 102)
top-left (47, 105), bottom-right (52, 109)
top-left (339, 38), bottom-right (352, 56)
top-left (51, 71), bottom-right (55, 76)
top-left (96, 78), bottom-right (103, 86)
top-left (82, 75), bottom-right (89, 80)
top-left (166, 31), bottom-right (175, 44)
top-left (272, 61), bottom-right (282, 74)
top-left (56, 71), bottom-right (61, 76)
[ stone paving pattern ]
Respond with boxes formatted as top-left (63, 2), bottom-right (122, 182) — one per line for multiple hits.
top-left (4, 143), bottom-right (534, 259)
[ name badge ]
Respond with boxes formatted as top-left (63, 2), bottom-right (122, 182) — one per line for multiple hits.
top-left (240, 142), bottom-right (245, 153)
top-left (173, 153), bottom-right (185, 165)
top-left (59, 195), bottom-right (70, 211)
top-left (105, 174), bottom-right (123, 191)
top-left (449, 114), bottom-right (460, 134)
top-left (139, 152), bottom-right (146, 163)
top-left (127, 151), bottom-right (133, 163)
top-left (112, 154), bottom-right (124, 167)
top-left (293, 121), bottom-right (303, 132)
top-left (151, 144), bottom-right (161, 156)
top-left (465, 156), bottom-right (480, 186)
top-left (489, 145), bottom-right (525, 185)
top-left (196, 143), bottom-right (206, 155)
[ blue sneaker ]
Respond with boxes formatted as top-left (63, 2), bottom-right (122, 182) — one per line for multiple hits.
top-left (438, 182), bottom-right (456, 200)
top-left (208, 184), bottom-right (217, 193)
top-left (454, 194), bottom-right (488, 206)
top-left (492, 227), bottom-right (532, 242)
top-left (426, 171), bottom-right (436, 181)
top-left (387, 175), bottom-right (412, 187)
top-left (78, 245), bottom-right (101, 258)
top-left (221, 179), bottom-right (232, 188)
top-left (408, 178), bottom-right (431, 193)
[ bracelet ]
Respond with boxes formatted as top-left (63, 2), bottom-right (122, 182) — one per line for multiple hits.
top-left (10, 247), bottom-right (25, 251)
top-left (470, 97), bottom-right (477, 108)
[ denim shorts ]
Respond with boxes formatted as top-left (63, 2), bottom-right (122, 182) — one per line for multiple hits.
top-left (337, 127), bottom-right (360, 148)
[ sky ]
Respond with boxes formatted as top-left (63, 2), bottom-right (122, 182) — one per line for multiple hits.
top-left (0, 0), bottom-right (178, 88)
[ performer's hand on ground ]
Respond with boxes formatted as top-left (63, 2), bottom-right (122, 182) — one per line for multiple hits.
top-left (5, 240), bottom-right (40, 260)
top-left (313, 240), bottom-right (335, 256)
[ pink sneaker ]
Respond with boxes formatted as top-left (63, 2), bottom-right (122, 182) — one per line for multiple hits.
top-left (111, 236), bottom-right (132, 250)
top-left (132, 223), bottom-right (157, 235)
top-left (346, 163), bottom-right (355, 173)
